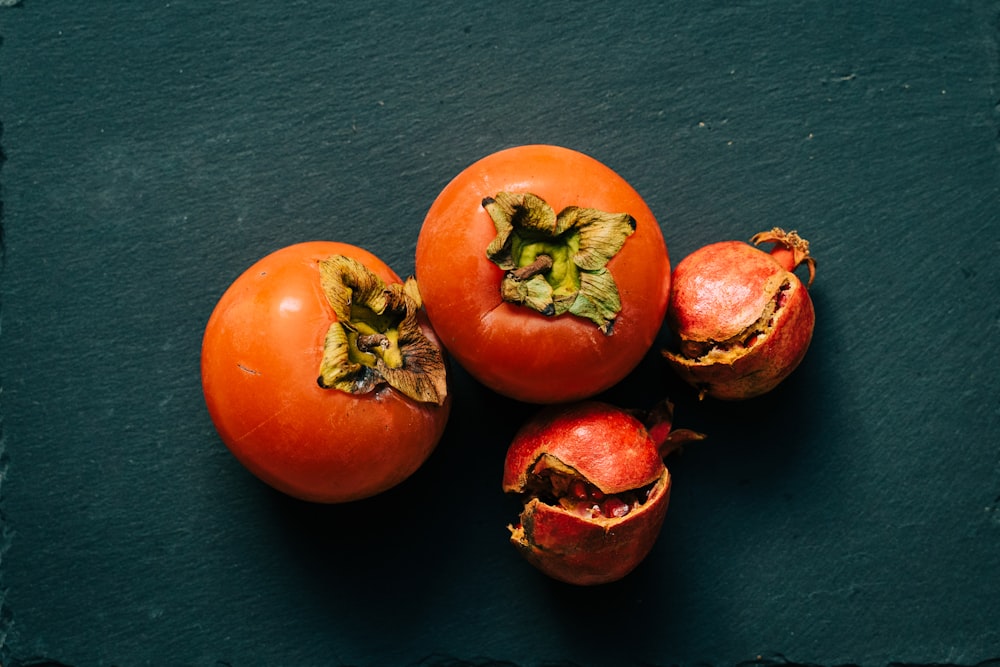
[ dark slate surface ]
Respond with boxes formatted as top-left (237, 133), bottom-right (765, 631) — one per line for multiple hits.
top-left (1, 2), bottom-right (999, 666)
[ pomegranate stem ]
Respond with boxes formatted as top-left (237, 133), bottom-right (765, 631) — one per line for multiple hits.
top-left (642, 400), bottom-right (707, 458)
top-left (751, 227), bottom-right (817, 287)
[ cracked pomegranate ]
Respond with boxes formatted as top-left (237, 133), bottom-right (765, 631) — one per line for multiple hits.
top-left (662, 227), bottom-right (817, 400)
top-left (502, 401), bottom-right (702, 586)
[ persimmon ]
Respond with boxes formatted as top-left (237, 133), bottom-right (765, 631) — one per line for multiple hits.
top-left (201, 241), bottom-right (450, 503)
top-left (415, 145), bottom-right (670, 404)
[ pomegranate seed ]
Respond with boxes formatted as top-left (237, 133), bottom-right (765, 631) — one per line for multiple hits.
top-left (589, 486), bottom-right (605, 501)
top-left (602, 497), bottom-right (630, 518)
top-left (569, 480), bottom-right (588, 500)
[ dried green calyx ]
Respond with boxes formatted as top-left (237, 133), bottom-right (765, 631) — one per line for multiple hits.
top-left (317, 255), bottom-right (447, 405)
top-left (484, 192), bottom-right (636, 335)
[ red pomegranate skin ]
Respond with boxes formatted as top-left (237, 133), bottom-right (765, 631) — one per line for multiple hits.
top-left (663, 228), bottom-right (816, 400)
top-left (502, 401), bottom-right (673, 586)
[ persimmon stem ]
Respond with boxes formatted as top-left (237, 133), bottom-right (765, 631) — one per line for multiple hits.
top-left (510, 254), bottom-right (554, 281)
top-left (356, 333), bottom-right (389, 352)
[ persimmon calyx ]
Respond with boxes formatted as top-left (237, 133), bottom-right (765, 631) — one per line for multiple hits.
top-left (483, 191), bottom-right (636, 335)
top-left (317, 255), bottom-right (447, 405)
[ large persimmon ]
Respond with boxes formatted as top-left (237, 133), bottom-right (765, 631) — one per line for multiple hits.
top-left (201, 241), bottom-right (450, 503)
top-left (415, 145), bottom-right (670, 403)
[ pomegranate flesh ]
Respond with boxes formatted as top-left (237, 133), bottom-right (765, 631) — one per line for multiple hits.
top-left (663, 228), bottom-right (817, 400)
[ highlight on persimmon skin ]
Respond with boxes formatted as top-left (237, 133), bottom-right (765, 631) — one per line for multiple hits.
top-left (201, 241), bottom-right (451, 504)
top-left (662, 228), bottom-right (817, 401)
top-left (414, 144), bottom-right (671, 404)
top-left (502, 400), bottom-right (703, 586)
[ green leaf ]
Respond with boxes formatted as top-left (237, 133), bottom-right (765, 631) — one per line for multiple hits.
top-left (569, 268), bottom-right (623, 334)
top-left (500, 274), bottom-right (557, 316)
top-left (485, 192), bottom-right (559, 267)
top-left (568, 207), bottom-right (636, 271)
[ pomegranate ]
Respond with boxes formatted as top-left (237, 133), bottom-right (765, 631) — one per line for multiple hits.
top-left (502, 401), bottom-right (703, 586)
top-left (662, 228), bottom-right (817, 400)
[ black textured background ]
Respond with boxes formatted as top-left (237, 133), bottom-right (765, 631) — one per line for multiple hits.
top-left (1, 2), bottom-right (999, 666)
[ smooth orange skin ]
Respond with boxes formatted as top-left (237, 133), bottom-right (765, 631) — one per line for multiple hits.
top-left (415, 145), bottom-right (671, 404)
top-left (665, 241), bottom-right (815, 400)
top-left (201, 241), bottom-right (451, 503)
top-left (503, 401), bottom-right (672, 585)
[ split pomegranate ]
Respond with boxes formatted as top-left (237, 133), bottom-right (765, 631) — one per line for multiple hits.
top-left (502, 401), bottom-right (703, 586)
top-left (662, 228), bottom-right (817, 400)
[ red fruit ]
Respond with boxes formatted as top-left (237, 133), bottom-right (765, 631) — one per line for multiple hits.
top-left (502, 401), bottom-right (703, 586)
top-left (662, 228), bottom-right (817, 400)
